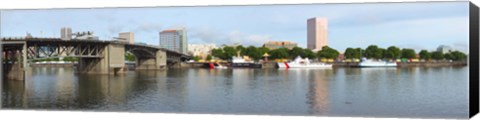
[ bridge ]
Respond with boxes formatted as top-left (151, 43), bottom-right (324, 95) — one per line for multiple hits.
top-left (2, 37), bottom-right (192, 81)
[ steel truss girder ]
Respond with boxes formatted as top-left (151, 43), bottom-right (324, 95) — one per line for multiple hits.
top-left (26, 43), bottom-right (106, 60)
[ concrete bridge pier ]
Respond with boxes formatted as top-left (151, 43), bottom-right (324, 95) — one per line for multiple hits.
top-left (3, 44), bottom-right (27, 81)
top-left (136, 50), bottom-right (167, 70)
top-left (77, 44), bottom-right (126, 74)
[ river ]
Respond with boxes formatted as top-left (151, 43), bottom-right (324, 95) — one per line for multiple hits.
top-left (1, 66), bottom-right (469, 119)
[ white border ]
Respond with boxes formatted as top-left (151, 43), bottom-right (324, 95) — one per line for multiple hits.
top-left (0, 0), bottom-right (477, 120)
top-left (0, 0), bottom-right (469, 9)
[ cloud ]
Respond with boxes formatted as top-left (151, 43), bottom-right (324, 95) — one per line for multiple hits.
top-left (93, 10), bottom-right (117, 23)
top-left (108, 25), bottom-right (124, 35)
top-left (330, 16), bottom-right (468, 53)
top-left (133, 23), bottom-right (163, 32)
top-left (452, 42), bottom-right (469, 53)
top-left (328, 2), bottom-right (468, 28)
top-left (189, 27), bottom-right (271, 46)
top-left (226, 31), bottom-right (271, 46)
top-left (189, 27), bottom-right (218, 43)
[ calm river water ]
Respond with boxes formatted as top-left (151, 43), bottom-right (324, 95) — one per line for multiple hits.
top-left (2, 66), bottom-right (469, 119)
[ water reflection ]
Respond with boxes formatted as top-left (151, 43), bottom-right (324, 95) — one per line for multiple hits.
top-left (2, 66), bottom-right (469, 118)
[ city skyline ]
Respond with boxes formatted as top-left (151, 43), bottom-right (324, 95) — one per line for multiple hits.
top-left (0, 2), bottom-right (469, 53)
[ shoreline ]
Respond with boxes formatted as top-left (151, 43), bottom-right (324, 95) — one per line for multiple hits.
top-left (184, 61), bottom-right (468, 68)
top-left (26, 61), bottom-right (468, 68)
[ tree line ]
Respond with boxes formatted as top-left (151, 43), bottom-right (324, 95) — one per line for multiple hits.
top-left (344, 45), bottom-right (467, 61)
top-left (208, 45), bottom-right (339, 60)
top-left (207, 45), bottom-right (467, 62)
top-left (30, 57), bottom-right (78, 62)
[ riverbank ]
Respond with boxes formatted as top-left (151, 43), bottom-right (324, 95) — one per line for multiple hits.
top-left (184, 61), bottom-right (467, 68)
top-left (30, 63), bottom-right (76, 67)
top-left (305, 61), bottom-right (467, 68)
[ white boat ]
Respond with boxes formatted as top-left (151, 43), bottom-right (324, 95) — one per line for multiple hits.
top-left (358, 58), bottom-right (397, 67)
top-left (278, 56), bottom-right (332, 68)
top-left (208, 62), bottom-right (228, 69)
top-left (231, 56), bottom-right (262, 68)
top-left (215, 65), bottom-right (228, 69)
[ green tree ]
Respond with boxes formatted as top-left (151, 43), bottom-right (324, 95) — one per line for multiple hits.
top-left (289, 47), bottom-right (304, 59)
top-left (344, 48), bottom-right (356, 59)
top-left (125, 52), bottom-right (136, 61)
top-left (244, 46), bottom-right (261, 60)
top-left (431, 51), bottom-right (444, 60)
top-left (449, 51), bottom-right (467, 61)
top-left (269, 48), bottom-right (290, 59)
top-left (444, 52), bottom-right (453, 60)
top-left (63, 57), bottom-right (71, 61)
top-left (356, 48), bottom-right (363, 58)
top-left (206, 55), bottom-right (213, 61)
top-left (317, 46), bottom-right (340, 59)
top-left (418, 50), bottom-right (431, 60)
top-left (223, 46), bottom-right (237, 59)
top-left (236, 45), bottom-right (246, 56)
top-left (193, 56), bottom-right (201, 61)
top-left (373, 48), bottom-right (385, 59)
top-left (303, 48), bottom-right (316, 59)
top-left (258, 47), bottom-right (270, 56)
top-left (344, 47), bottom-right (362, 59)
top-left (365, 45), bottom-right (379, 59)
top-left (401, 48), bottom-right (416, 59)
top-left (385, 46), bottom-right (401, 59)
top-left (63, 57), bottom-right (78, 62)
top-left (211, 48), bottom-right (225, 60)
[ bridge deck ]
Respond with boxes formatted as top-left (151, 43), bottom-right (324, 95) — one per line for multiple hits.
top-left (2, 38), bottom-right (191, 58)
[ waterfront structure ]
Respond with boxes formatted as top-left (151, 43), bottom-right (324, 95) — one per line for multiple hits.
top-left (262, 41), bottom-right (298, 50)
top-left (307, 17), bottom-right (328, 51)
top-left (159, 28), bottom-right (188, 54)
top-left (61, 27), bottom-right (72, 40)
top-left (25, 33), bottom-right (33, 38)
top-left (2, 37), bottom-right (191, 80)
top-left (187, 43), bottom-right (216, 59)
top-left (119, 32), bottom-right (135, 44)
top-left (73, 31), bottom-right (99, 40)
top-left (437, 45), bottom-right (453, 54)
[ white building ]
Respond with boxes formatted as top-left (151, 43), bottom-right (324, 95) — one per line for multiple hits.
top-left (118, 32), bottom-right (135, 44)
top-left (188, 44), bottom-right (217, 59)
top-left (159, 28), bottom-right (188, 54)
top-left (437, 45), bottom-right (453, 54)
top-left (61, 27), bottom-right (72, 40)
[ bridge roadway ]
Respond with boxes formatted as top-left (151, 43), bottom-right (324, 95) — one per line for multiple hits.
top-left (2, 37), bottom-right (192, 81)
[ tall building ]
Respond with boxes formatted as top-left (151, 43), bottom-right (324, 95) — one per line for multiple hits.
top-left (61, 27), bottom-right (72, 40)
top-left (119, 32), bottom-right (135, 44)
top-left (159, 28), bottom-right (188, 53)
top-left (437, 45), bottom-right (453, 54)
top-left (187, 44), bottom-right (217, 59)
top-left (307, 17), bottom-right (328, 51)
top-left (262, 41), bottom-right (298, 50)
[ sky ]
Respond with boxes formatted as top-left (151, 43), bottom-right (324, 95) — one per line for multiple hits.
top-left (0, 1), bottom-right (470, 53)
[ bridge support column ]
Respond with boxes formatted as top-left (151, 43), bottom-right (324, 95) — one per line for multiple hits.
top-left (77, 44), bottom-right (126, 74)
top-left (136, 50), bottom-right (166, 70)
top-left (3, 43), bottom-right (27, 81)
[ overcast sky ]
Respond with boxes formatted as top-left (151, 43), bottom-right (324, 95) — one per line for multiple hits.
top-left (0, 1), bottom-right (469, 53)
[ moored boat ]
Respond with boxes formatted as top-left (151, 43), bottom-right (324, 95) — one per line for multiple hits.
top-left (208, 62), bottom-right (228, 69)
top-left (231, 56), bottom-right (262, 68)
top-left (277, 56), bottom-right (332, 68)
top-left (357, 58), bottom-right (397, 67)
